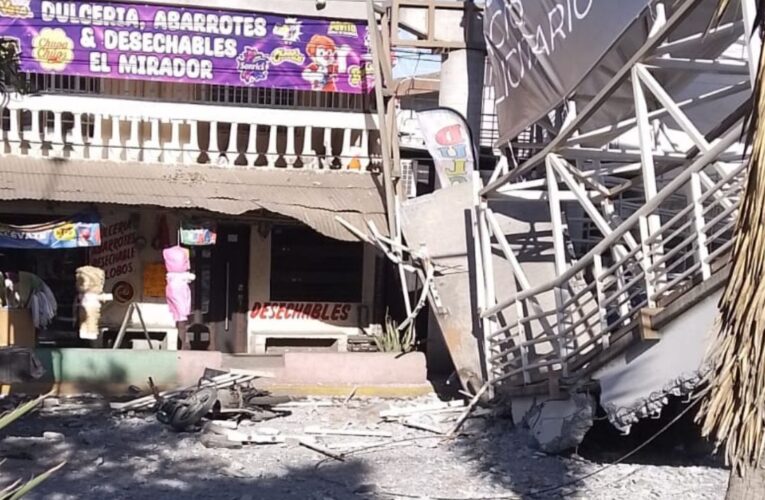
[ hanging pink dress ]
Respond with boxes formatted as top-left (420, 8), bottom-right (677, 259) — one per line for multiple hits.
top-left (163, 245), bottom-right (195, 323)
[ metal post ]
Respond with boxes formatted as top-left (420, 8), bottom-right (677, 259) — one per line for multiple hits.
top-left (546, 158), bottom-right (569, 373)
top-left (690, 172), bottom-right (712, 280)
top-left (365, 0), bottom-right (398, 241)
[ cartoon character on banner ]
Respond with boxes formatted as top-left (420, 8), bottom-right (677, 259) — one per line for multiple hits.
top-left (273, 18), bottom-right (303, 43)
top-left (302, 35), bottom-right (352, 92)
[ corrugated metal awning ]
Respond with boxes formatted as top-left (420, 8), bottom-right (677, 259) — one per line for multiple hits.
top-left (0, 156), bottom-right (387, 241)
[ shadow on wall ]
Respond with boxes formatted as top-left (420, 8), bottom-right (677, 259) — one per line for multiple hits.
top-left (11, 349), bottom-right (174, 396)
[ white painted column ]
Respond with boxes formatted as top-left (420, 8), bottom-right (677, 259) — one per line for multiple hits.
top-left (7, 110), bottom-right (21, 155)
top-left (165, 119), bottom-right (182, 165)
top-left (185, 120), bottom-right (200, 164)
top-left (208, 121), bottom-right (219, 164)
top-left (302, 125), bottom-right (312, 167)
top-left (323, 127), bottom-right (333, 169)
top-left (107, 116), bottom-right (122, 160)
top-left (69, 113), bottom-right (85, 159)
top-left (28, 111), bottom-right (42, 158)
top-left (125, 117), bottom-right (141, 162)
top-left (146, 118), bottom-right (162, 163)
top-left (246, 123), bottom-right (258, 167)
top-left (340, 128), bottom-right (351, 168)
top-left (285, 126), bottom-right (296, 166)
top-left (90, 114), bottom-right (104, 160)
top-left (266, 125), bottom-right (279, 167)
top-left (50, 111), bottom-right (64, 157)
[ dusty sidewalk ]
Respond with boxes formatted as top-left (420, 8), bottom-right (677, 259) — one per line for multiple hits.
top-left (0, 395), bottom-right (727, 500)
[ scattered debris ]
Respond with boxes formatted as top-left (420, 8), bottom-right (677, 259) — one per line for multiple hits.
top-left (380, 400), bottom-right (465, 420)
top-left (42, 431), bottom-right (65, 442)
top-left (304, 426), bottom-right (393, 438)
top-left (400, 418), bottom-right (444, 435)
top-left (447, 382), bottom-right (490, 437)
top-left (298, 438), bottom-right (345, 462)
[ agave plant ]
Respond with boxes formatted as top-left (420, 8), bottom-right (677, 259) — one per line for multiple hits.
top-left (372, 312), bottom-right (415, 353)
top-left (0, 394), bottom-right (65, 499)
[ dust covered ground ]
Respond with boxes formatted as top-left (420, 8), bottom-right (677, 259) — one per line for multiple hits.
top-left (0, 395), bottom-right (728, 499)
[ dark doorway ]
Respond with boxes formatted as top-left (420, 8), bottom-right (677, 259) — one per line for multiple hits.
top-left (191, 224), bottom-right (250, 353)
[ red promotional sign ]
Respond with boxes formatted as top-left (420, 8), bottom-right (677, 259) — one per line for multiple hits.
top-left (250, 302), bottom-right (352, 321)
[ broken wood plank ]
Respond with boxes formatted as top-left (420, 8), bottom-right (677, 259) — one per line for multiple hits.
top-left (228, 368), bottom-right (277, 378)
top-left (304, 426), bottom-right (393, 438)
top-left (447, 382), bottom-right (490, 437)
top-left (401, 419), bottom-right (445, 435)
top-left (299, 438), bottom-right (345, 461)
top-left (226, 429), bottom-right (285, 444)
top-left (271, 401), bottom-right (336, 409)
top-left (379, 400), bottom-right (464, 419)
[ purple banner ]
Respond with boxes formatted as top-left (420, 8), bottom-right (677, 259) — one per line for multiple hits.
top-left (0, 0), bottom-right (374, 93)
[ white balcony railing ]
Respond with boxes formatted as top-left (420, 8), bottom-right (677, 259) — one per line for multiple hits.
top-left (1, 94), bottom-right (382, 171)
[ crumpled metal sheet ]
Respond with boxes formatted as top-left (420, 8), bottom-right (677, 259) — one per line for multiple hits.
top-left (594, 291), bottom-right (720, 433)
top-left (0, 157), bottom-right (387, 242)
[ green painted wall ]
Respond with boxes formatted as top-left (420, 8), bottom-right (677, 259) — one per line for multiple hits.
top-left (35, 349), bottom-right (178, 385)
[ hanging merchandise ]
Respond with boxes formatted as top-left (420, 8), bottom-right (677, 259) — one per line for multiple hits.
top-left (180, 222), bottom-right (217, 246)
top-left (163, 246), bottom-right (195, 323)
top-left (4, 271), bottom-right (58, 329)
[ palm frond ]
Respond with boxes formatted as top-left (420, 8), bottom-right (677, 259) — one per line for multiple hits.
top-left (696, 0), bottom-right (765, 475)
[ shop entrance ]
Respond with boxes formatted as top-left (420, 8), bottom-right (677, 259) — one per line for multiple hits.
top-left (191, 224), bottom-right (249, 353)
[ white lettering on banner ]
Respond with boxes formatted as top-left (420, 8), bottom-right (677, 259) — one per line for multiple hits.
top-left (250, 302), bottom-right (354, 322)
top-left (41, 2), bottom-right (268, 36)
top-left (485, 0), bottom-right (594, 102)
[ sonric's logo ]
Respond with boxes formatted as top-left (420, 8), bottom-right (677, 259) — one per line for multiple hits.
top-left (0, 0), bottom-right (32, 19)
top-left (237, 47), bottom-right (270, 85)
top-left (33, 28), bottom-right (74, 71)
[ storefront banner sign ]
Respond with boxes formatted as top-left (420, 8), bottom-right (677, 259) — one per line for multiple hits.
top-left (484, 0), bottom-right (651, 144)
top-left (0, 0), bottom-right (374, 93)
top-left (180, 226), bottom-right (217, 246)
top-left (89, 218), bottom-right (138, 303)
top-left (416, 108), bottom-right (476, 189)
top-left (0, 220), bottom-right (100, 249)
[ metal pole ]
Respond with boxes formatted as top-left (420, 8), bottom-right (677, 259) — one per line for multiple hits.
top-left (365, 0), bottom-right (398, 240)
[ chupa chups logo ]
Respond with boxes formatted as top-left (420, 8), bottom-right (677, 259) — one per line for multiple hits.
top-left (0, 0), bottom-right (32, 19)
top-left (273, 17), bottom-right (302, 44)
top-left (33, 28), bottom-right (74, 71)
top-left (237, 46), bottom-right (269, 85)
top-left (270, 47), bottom-right (305, 66)
top-left (328, 21), bottom-right (358, 37)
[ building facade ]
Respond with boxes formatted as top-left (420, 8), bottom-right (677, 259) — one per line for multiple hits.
top-left (0, 0), bottom-right (389, 354)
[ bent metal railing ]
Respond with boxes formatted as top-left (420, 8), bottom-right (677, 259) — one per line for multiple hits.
top-left (479, 122), bottom-right (746, 392)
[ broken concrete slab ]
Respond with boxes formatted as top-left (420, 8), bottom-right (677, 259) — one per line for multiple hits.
top-left (526, 393), bottom-right (595, 454)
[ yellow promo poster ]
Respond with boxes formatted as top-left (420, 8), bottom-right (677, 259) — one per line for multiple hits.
top-left (143, 263), bottom-right (166, 298)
